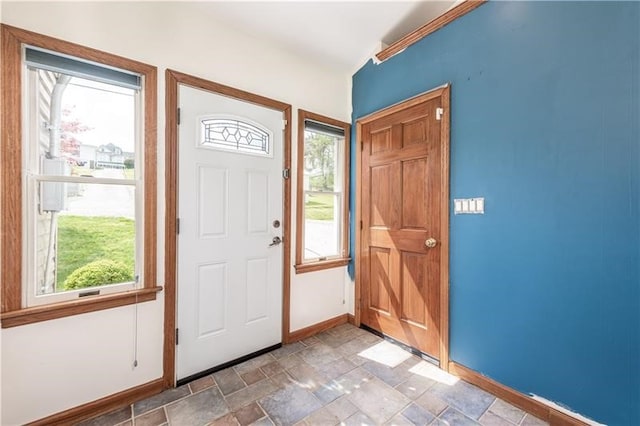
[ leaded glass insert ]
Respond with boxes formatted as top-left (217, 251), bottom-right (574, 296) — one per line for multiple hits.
top-left (201, 117), bottom-right (270, 156)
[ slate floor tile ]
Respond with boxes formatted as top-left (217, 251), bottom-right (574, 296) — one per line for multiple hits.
top-left (261, 361), bottom-right (284, 377)
top-left (270, 371), bottom-right (295, 388)
top-left (250, 417), bottom-right (275, 426)
top-left (270, 342), bottom-right (305, 359)
top-left (402, 402), bottom-right (435, 425)
top-left (301, 336), bottom-right (320, 346)
top-left (315, 357), bottom-right (356, 381)
top-left (165, 387), bottom-right (228, 426)
top-left (133, 407), bottom-right (167, 426)
top-left (133, 385), bottom-right (190, 416)
top-left (259, 385), bottom-right (322, 426)
top-left (225, 380), bottom-right (279, 411)
top-left (312, 381), bottom-right (346, 405)
top-left (210, 413), bottom-right (240, 426)
top-left (326, 396), bottom-right (359, 421)
top-left (298, 343), bottom-right (342, 366)
top-left (386, 414), bottom-right (414, 426)
top-left (479, 410), bottom-right (513, 426)
top-left (395, 374), bottom-right (436, 400)
top-left (235, 354), bottom-right (277, 375)
top-left (214, 369), bottom-right (247, 396)
top-left (233, 402), bottom-right (265, 426)
top-left (362, 360), bottom-right (412, 387)
top-left (77, 406), bottom-right (131, 426)
top-left (342, 411), bottom-right (376, 426)
top-left (521, 413), bottom-right (550, 426)
top-left (347, 377), bottom-right (411, 424)
top-left (277, 354), bottom-right (305, 371)
top-left (415, 392), bottom-right (449, 416)
top-left (287, 362), bottom-right (330, 391)
top-left (488, 399), bottom-right (526, 424)
top-left (357, 340), bottom-right (412, 368)
top-left (189, 375), bottom-right (216, 394)
top-left (118, 324), bottom-right (545, 426)
top-left (241, 369), bottom-right (267, 386)
top-left (430, 380), bottom-right (495, 420)
top-left (300, 407), bottom-right (339, 425)
top-left (438, 407), bottom-right (481, 426)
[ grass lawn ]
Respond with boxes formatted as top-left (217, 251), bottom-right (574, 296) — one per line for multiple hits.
top-left (305, 193), bottom-right (335, 220)
top-left (56, 215), bottom-right (135, 290)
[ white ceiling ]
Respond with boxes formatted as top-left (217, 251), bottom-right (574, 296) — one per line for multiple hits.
top-left (194, 1), bottom-right (458, 73)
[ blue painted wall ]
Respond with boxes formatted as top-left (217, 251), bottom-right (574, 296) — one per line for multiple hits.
top-left (351, 2), bottom-right (639, 424)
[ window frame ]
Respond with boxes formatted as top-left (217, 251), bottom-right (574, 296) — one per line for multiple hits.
top-left (295, 109), bottom-right (350, 274)
top-left (0, 25), bottom-right (159, 328)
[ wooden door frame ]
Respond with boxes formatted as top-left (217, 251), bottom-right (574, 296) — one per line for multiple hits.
top-left (163, 69), bottom-right (292, 388)
top-left (354, 84), bottom-right (451, 370)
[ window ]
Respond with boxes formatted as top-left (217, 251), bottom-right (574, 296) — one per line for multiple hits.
top-left (1, 25), bottom-right (158, 327)
top-left (201, 116), bottom-right (272, 157)
top-left (295, 110), bottom-right (350, 273)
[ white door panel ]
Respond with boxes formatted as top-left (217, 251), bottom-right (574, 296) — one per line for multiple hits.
top-left (177, 85), bottom-right (283, 380)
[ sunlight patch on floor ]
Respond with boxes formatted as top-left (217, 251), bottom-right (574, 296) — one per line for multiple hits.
top-left (357, 340), bottom-right (412, 367)
top-left (409, 360), bottom-right (459, 386)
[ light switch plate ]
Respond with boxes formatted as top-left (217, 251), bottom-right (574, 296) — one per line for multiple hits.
top-left (454, 197), bottom-right (484, 214)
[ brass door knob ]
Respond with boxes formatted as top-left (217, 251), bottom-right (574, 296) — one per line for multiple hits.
top-left (425, 238), bottom-right (437, 248)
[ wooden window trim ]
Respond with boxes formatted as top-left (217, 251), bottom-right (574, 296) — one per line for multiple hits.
top-left (0, 24), bottom-right (158, 328)
top-left (295, 110), bottom-right (350, 274)
top-left (375, 0), bottom-right (487, 62)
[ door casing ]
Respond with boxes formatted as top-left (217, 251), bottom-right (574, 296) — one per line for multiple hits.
top-left (164, 70), bottom-right (292, 387)
top-left (354, 84), bottom-right (451, 369)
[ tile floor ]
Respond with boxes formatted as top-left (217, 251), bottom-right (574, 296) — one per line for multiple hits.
top-left (79, 324), bottom-right (548, 426)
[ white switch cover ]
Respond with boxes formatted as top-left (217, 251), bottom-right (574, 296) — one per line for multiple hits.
top-left (454, 197), bottom-right (485, 214)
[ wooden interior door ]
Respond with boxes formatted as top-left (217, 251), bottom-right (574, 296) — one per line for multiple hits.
top-left (360, 88), bottom-right (448, 360)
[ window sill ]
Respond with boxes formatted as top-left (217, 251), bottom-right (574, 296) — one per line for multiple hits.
top-left (295, 258), bottom-right (350, 274)
top-left (0, 286), bottom-right (162, 328)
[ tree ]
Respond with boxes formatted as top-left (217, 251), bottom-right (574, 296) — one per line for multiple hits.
top-left (60, 106), bottom-right (90, 157)
top-left (304, 131), bottom-right (335, 191)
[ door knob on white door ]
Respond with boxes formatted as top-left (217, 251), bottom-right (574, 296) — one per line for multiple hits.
top-left (425, 238), bottom-right (437, 248)
top-left (269, 236), bottom-right (282, 247)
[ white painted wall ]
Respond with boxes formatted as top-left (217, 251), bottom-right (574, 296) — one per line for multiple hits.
top-left (1, 2), bottom-right (352, 424)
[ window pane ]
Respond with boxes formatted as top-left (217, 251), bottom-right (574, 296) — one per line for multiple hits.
top-left (35, 182), bottom-right (136, 295)
top-left (34, 69), bottom-right (137, 178)
top-left (304, 192), bottom-right (341, 259)
top-left (303, 130), bottom-right (343, 193)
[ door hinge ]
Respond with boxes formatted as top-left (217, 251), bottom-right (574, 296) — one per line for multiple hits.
top-left (177, 107), bottom-right (181, 125)
top-left (175, 328), bottom-right (179, 345)
top-left (361, 141), bottom-right (364, 151)
top-left (282, 168), bottom-right (290, 179)
top-left (176, 218), bottom-right (180, 234)
top-left (360, 220), bottom-right (363, 230)
top-left (282, 119), bottom-right (288, 130)
top-left (436, 107), bottom-right (444, 121)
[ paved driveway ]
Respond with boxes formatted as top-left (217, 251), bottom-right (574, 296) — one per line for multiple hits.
top-left (62, 168), bottom-right (135, 219)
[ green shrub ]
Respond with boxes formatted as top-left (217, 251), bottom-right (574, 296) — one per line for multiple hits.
top-left (63, 259), bottom-right (133, 290)
top-left (124, 158), bottom-right (134, 169)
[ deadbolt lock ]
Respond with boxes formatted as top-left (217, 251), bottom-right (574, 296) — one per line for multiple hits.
top-left (273, 220), bottom-right (281, 228)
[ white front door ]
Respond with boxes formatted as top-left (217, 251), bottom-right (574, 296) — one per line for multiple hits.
top-left (177, 85), bottom-right (284, 381)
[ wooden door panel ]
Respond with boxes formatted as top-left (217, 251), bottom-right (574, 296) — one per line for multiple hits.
top-left (369, 247), bottom-right (392, 315)
top-left (400, 251), bottom-right (427, 326)
top-left (401, 116), bottom-right (428, 148)
top-left (401, 158), bottom-right (428, 229)
top-left (370, 128), bottom-right (392, 154)
top-left (361, 91), bottom-right (445, 359)
top-left (370, 165), bottom-right (393, 227)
